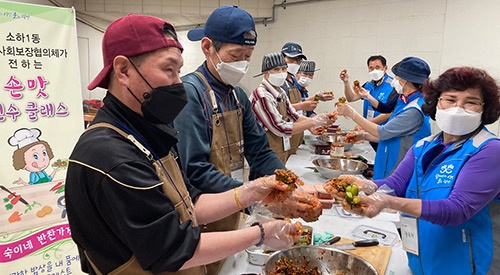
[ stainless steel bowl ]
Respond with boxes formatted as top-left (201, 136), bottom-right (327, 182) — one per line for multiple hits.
top-left (318, 132), bottom-right (353, 151)
top-left (312, 158), bottom-right (368, 179)
top-left (263, 246), bottom-right (378, 275)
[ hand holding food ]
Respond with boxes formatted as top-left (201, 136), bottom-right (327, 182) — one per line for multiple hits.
top-left (336, 103), bottom-right (356, 118)
top-left (261, 169), bottom-right (304, 203)
top-left (264, 190), bottom-right (322, 222)
top-left (262, 219), bottom-right (303, 250)
top-left (310, 126), bottom-right (326, 136)
top-left (339, 69), bottom-right (349, 82)
top-left (344, 131), bottom-right (364, 143)
top-left (353, 86), bottom-right (369, 98)
top-left (323, 175), bottom-right (359, 200)
top-left (342, 192), bottom-right (389, 218)
top-left (334, 96), bottom-right (347, 107)
top-left (353, 79), bottom-right (361, 88)
top-left (312, 112), bottom-right (334, 127)
top-left (315, 91), bottom-right (334, 101)
top-left (301, 99), bottom-right (319, 111)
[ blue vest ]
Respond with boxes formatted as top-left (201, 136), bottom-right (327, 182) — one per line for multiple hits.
top-left (362, 74), bottom-right (394, 119)
top-left (373, 92), bottom-right (430, 179)
top-left (406, 128), bottom-right (498, 275)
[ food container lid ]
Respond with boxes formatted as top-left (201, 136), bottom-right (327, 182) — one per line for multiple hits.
top-left (351, 224), bottom-right (398, 246)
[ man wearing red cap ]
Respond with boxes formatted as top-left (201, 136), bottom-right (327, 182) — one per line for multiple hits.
top-left (65, 13), bottom-right (302, 275)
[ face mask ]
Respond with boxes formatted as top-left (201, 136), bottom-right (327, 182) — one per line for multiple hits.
top-left (298, 76), bottom-right (312, 87)
top-left (128, 60), bottom-right (188, 125)
top-left (267, 72), bottom-right (287, 87)
top-left (391, 78), bottom-right (404, 94)
top-left (369, 69), bottom-right (385, 81)
top-left (287, 63), bottom-right (300, 75)
top-left (211, 51), bottom-right (249, 87)
top-left (435, 107), bottom-right (482, 136)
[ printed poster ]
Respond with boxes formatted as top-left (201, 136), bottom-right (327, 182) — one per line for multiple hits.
top-left (0, 1), bottom-right (85, 274)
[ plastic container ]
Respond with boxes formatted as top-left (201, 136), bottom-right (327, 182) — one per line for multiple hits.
top-left (351, 224), bottom-right (398, 246)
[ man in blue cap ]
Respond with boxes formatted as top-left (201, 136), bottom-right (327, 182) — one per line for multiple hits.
top-left (174, 6), bottom-right (287, 273)
top-left (337, 56), bottom-right (431, 180)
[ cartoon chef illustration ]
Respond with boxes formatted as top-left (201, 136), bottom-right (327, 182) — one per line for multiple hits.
top-left (9, 128), bottom-right (60, 185)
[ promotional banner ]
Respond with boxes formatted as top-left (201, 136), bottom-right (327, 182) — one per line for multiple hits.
top-left (0, 1), bottom-right (85, 274)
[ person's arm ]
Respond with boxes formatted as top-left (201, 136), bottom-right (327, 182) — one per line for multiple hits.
top-left (377, 108), bottom-right (423, 140)
top-left (369, 113), bottom-right (391, 125)
top-left (174, 81), bottom-right (242, 192)
top-left (355, 87), bottom-right (396, 114)
top-left (292, 100), bottom-right (318, 111)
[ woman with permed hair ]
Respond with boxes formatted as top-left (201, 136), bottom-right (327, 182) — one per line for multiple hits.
top-left (337, 66), bottom-right (500, 275)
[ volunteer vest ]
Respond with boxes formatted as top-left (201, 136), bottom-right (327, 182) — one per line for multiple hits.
top-left (406, 128), bottom-right (498, 275)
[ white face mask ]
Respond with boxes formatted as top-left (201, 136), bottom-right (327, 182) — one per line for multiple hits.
top-left (211, 52), bottom-right (249, 87)
top-left (435, 107), bottom-right (482, 136)
top-left (298, 76), bottom-right (312, 87)
top-left (287, 63), bottom-right (300, 75)
top-left (369, 69), bottom-right (385, 81)
top-left (391, 78), bottom-right (404, 94)
top-left (267, 72), bottom-right (287, 87)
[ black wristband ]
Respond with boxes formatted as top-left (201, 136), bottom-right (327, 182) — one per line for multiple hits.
top-left (251, 222), bottom-right (265, 247)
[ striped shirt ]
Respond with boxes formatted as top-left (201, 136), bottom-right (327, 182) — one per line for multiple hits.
top-left (250, 78), bottom-right (300, 137)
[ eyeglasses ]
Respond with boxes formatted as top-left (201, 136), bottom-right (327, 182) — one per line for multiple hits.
top-left (438, 97), bottom-right (484, 113)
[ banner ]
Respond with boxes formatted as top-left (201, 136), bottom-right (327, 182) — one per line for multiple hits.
top-left (0, 1), bottom-right (85, 274)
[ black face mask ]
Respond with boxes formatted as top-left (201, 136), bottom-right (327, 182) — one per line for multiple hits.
top-left (127, 60), bottom-right (188, 125)
top-left (140, 83), bottom-right (187, 124)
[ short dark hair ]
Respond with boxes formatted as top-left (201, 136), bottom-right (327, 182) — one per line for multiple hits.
top-left (421, 66), bottom-right (500, 125)
top-left (212, 39), bottom-right (227, 52)
top-left (367, 55), bottom-right (387, 67)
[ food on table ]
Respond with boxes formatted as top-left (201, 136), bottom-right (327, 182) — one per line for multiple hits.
top-left (268, 255), bottom-right (321, 275)
top-left (344, 131), bottom-right (358, 144)
top-left (353, 80), bottom-right (361, 87)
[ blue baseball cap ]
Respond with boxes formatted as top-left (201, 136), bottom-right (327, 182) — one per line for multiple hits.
top-left (391, 56), bottom-right (431, 84)
top-left (187, 6), bottom-right (257, 46)
top-left (281, 42), bottom-right (307, 60)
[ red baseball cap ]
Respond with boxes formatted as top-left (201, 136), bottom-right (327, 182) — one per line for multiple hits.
top-left (88, 14), bottom-right (183, 90)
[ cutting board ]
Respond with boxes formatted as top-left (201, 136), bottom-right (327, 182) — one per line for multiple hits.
top-left (333, 237), bottom-right (392, 275)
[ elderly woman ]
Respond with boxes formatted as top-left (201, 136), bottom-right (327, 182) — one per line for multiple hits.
top-left (337, 56), bottom-right (431, 179)
top-left (341, 66), bottom-right (500, 275)
top-left (250, 52), bottom-right (333, 163)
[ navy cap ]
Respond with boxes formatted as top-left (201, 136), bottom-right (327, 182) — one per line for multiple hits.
top-left (254, 52), bottom-right (287, 77)
top-left (281, 42), bottom-right (307, 59)
top-left (392, 56), bottom-right (431, 84)
top-left (187, 6), bottom-right (257, 46)
top-left (298, 60), bottom-right (318, 74)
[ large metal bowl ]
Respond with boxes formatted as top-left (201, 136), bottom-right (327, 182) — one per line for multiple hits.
top-left (313, 157), bottom-right (368, 179)
top-left (263, 246), bottom-right (378, 275)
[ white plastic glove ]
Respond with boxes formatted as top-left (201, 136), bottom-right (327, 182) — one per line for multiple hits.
top-left (312, 112), bottom-right (333, 127)
top-left (316, 91), bottom-right (334, 101)
top-left (341, 192), bottom-right (389, 218)
top-left (336, 103), bottom-right (356, 118)
top-left (263, 190), bottom-right (322, 222)
top-left (261, 219), bottom-right (302, 250)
